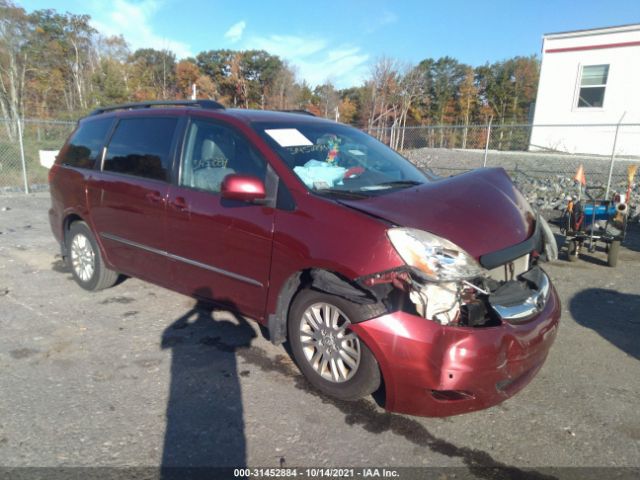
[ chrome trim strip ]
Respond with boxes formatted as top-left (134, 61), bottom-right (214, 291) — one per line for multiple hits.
top-left (100, 232), bottom-right (262, 287)
top-left (101, 232), bottom-right (166, 256)
top-left (166, 252), bottom-right (263, 287)
top-left (490, 271), bottom-right (550, 321)
top-left (100, 146), bottom-right (107, 171)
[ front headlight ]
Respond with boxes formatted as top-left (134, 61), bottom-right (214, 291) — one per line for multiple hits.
top-left (387, 228), bottom-right (486, 282)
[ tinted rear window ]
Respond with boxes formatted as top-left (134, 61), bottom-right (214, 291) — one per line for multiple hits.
top-left (103, 117), bottom-right (178, 181)
top-left (60, 118), bottom-right (113, 169)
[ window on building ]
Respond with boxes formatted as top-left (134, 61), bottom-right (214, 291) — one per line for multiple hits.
top-left (103, 117), bottom-right (178, 181)
top-left (577, 65), bottom-right (609, 108)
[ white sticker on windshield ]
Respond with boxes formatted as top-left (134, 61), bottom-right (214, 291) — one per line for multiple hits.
top-left (265, 128), bottom-right (313, 147)
top-left (348, 149), bottom-right (365, 156)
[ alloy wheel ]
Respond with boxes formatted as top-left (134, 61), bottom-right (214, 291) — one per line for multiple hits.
top-left (299, 302), bottom-right (361, 383)
top-left (70, 233), bottom-right (95, 282)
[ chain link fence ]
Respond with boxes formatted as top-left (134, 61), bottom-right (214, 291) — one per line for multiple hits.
top-left (370, 122), bottom-right (640, 217)
top-left (0, 118), bottom-right (75, 194)
top-left (1, 118), bottom-right (639, 220)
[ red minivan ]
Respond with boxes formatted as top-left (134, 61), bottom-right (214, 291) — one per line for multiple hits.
top-left (49, 100), bottom-right (560, 417)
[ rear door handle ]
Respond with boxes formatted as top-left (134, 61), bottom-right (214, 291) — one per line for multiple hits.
top-left (171, 196), bottom-right (188, 211)
top-left (145, 191), bottom-right (163, 203)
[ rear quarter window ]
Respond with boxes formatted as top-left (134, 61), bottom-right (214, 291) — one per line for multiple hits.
top-left (58, 118), bottom-right (113, 169)
top-left (103, 117), bottom-right (178, 182)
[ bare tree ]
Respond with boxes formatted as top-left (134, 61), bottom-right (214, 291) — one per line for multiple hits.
top-left (366, 57), bottom-right (400, 142)
top-left (458, 67), bottom-right (477, 148)
top-left (314, 82), bottom-right (339, 119)
top-left (269, 62), bottom-right (297, 110)
top-left (394, 65), bottom-right (423, 150)
top-left (0, 0), bottom-right (29, 139)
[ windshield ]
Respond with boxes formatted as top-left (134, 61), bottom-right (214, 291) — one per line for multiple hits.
top-left (253, 121), bottom-right (431, 197)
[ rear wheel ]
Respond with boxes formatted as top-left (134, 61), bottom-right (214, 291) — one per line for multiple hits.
top-left (607, 240), bottom-right (620, 267)
top-left (288, 289), bottom-right (380, 400)
top-left (67, 221), bottom-right (118, 291)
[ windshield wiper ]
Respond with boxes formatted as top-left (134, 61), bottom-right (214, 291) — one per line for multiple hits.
top-left (316, 188), bottom-right (369, 199)
top-left (366, 180), bottom-right (423, 190)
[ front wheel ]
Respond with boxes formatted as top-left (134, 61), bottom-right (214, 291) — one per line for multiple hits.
top-left (288, 290), bottom-right (380, 401)
top-left (67, 221), bottom-right (119, 291)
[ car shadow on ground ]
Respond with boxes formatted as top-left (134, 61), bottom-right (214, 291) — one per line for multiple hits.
top-left (160, 288), bottom-right (256, 477)
top-left (569, 289), bottom-right (640, 360)
top-left (158, 297), bottom-right (558, 480)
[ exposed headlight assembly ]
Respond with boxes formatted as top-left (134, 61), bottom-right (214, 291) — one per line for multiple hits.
top-left (387, 228), bottom-right (486, 282)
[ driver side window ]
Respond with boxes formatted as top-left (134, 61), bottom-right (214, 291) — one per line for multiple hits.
top-left (180, 118), bottom-right (267, 193)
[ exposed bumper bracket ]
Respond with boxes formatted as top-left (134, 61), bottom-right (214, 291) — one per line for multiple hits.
top-left (488, 267), bottom-right (550, 322)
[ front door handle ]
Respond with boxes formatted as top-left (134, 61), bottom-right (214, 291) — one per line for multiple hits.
top-left (171, 196), bottom-right (188, 211)
top-left (145, 191), bottom-right (163, 203)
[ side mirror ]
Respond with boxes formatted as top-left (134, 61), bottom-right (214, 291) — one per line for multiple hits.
top-left (221, 174), bottom-right (266, 203)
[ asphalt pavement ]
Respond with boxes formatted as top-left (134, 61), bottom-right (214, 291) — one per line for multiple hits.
top-left (0, 193), bottom-right (639, 479)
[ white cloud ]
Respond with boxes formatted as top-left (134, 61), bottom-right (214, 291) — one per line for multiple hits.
top-left (90, 0), bottom-right (193, 59)
top-left (243, 34), bottom-right (369, 88)
top-left (249, 34), bottom-right (328, 58)
top-left (365, 10), bottom-right (398, 34)
top-left (297, 47), bottom-right (370, 88)
top-left (224, 21), bottom-right (246, 43)
top-left (88, 1), bottom-right (371, 87)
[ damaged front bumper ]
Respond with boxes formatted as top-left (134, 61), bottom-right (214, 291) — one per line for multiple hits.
top-left (349, 280), bottom-right (560, 417)
top-left (315, 214), bottom-right (560, 416)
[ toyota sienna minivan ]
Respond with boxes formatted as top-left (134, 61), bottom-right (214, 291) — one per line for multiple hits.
top-left (49, 100), bottom-right (560, 417)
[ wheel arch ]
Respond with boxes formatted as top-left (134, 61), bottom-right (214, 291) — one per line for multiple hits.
top-left (266, 269), bottom-right (311, 346)
top-left (277, 273), bottom-right (390, 403)
top-left (60, 212), bottom-right (86, 259)
top-left (267, 267), bottom-right (387, 344)
top-left (61, 212), bottom-right (114, 271)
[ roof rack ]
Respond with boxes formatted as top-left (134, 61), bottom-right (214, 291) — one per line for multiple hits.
top-left (89, 100), bottom-right (225, 116)
top-left (278, 109), bottom-right (316, 117)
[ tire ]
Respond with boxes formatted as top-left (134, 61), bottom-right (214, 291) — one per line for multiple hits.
top-left (288, 289), bottom-right (380, 401)
top-left (607, 240), bottom-right (620, 268)
top-left (66, 221), bottom-right (119, 291)
top-left (568, 240), bottom-right (578, 262)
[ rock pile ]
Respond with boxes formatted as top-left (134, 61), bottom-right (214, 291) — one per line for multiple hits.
top-left (405, 147), bottom-right (640, 222)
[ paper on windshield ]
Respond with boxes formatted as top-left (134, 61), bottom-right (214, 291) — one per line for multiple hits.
top-left (265, 128), bottom-right (313, 147)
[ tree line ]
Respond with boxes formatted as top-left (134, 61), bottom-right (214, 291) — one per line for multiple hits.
top-left (1, 0), bottom-right (539, 144)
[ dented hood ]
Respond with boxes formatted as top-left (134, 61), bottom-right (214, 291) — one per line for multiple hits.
top-left (339, 168), bottom-right (536, 259)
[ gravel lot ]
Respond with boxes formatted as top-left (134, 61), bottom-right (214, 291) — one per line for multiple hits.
top-left (0, 193), bottom-right (639, 478)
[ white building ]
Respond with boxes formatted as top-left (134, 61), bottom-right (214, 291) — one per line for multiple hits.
top-left (529, 24), bottom-right (640, 156)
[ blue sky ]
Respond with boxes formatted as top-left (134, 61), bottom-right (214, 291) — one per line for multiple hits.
top-left (20, 0), bottom-right (640, 88)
